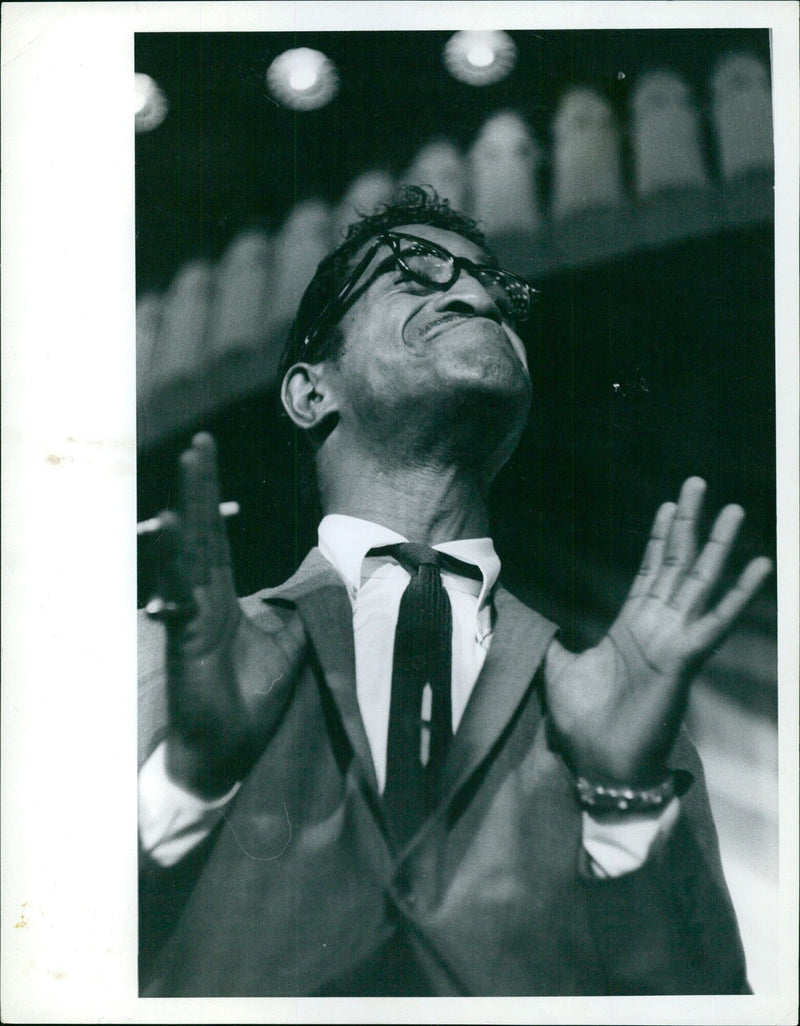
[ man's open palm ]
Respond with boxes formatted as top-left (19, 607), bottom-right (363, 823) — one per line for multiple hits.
top-left (148, 433), bottom-right (302, 798)
top-left (544, 477), bottom-right (772, 785)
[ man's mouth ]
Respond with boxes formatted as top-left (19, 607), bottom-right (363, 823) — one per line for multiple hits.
top-left (402, 313), bottom-right (528, 372)
top-left (423, 313), bottom-right (466, 339)
top-left (408, 312), bottom-right (499, 344)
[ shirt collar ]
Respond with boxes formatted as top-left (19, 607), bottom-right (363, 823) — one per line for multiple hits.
top-left (317, 513), bottom-right (501, 617)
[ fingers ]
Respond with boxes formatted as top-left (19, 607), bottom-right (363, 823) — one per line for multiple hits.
top-left (672, 503), bottom-right (745, 615)
top-left (144, 510), bottom-right (197, 622)
top-left (179, 433), bottom-right (232, 588)
top-left (627, 477), bottom-right (708, 604)
top-left (647, 477), bottom-right (706, 604)
top-left (689, 555), bottom-right (773, 652)
top-left (143, 433), bottom-right (233, 621)
top-left (631, 476), bottom-right (772, 654)
top-left (626, 501), bottom-right (677, 601)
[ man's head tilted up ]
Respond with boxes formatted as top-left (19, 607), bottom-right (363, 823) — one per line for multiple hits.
top-left (278, 186), bottom-right (536, 543)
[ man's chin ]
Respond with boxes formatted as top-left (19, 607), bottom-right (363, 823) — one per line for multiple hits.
top-left (434, 363), bottom-right (531, 447)
top-left (445, 352), bottom-right (532, 406)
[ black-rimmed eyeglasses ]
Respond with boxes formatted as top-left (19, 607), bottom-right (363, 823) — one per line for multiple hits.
top-left (301, 231), bottom-right (538, 355)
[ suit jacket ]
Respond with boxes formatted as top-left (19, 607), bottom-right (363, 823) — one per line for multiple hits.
top-left (138, 548), bottom-right (748, 996)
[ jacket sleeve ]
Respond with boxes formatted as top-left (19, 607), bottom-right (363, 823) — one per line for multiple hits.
top-left (137, 594), bottom-right (305, 985)
top-left (581, 727), bottom-right (749, 994)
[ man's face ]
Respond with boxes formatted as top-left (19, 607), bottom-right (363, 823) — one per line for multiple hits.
top-left (324, 224), bottom-right (533, 444)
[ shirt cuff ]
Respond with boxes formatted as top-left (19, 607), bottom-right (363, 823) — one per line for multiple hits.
top-left (138, 740), bottom-right (241, 867)
top-left (582, 797), bottom-right (681, 878)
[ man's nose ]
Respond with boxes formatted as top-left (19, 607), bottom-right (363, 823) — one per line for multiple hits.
top-left (431, 270), bottom-right (503, 323)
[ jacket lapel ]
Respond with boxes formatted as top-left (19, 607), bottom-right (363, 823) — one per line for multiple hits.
top-left (440, 585), bottom-right (558, 803)
top-left (258, 549), bottom-right (380, 796)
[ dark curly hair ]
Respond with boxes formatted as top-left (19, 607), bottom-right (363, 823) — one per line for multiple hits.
top-left (277, 185), bottom-right (490, 382)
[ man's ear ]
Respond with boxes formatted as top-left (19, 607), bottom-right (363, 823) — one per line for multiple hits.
top-left (281, 363), bottom-right (339, 430)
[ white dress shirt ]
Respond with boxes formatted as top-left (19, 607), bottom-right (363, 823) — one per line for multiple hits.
top-left (318, 514), bottom-right (499, 791)
top-left (139, 514), bottom-right (678, 870)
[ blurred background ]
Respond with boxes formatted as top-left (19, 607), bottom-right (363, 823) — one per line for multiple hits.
top-left (135, 29), bottom-right (778, 992)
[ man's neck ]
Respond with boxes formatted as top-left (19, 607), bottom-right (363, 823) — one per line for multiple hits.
top-left (319, 455), bottom-right (491, 544)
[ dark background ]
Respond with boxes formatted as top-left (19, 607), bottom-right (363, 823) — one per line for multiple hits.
top-left (135, 29), bottom-right (771, 290)
top-left (135, 30), bottom-right (776, 716)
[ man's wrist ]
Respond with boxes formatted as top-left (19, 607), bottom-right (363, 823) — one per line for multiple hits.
top-left (165, 734), bottom-right (244, 800)
top-left (139, 741), bottom-right (241, 867)
top-left (575, 773), bottom-right (676, 813)
top-left (573, 768), bottom-right (693, 815)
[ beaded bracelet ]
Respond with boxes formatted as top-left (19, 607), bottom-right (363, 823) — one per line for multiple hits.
top-left (575, 774), bottom-right (677, 813)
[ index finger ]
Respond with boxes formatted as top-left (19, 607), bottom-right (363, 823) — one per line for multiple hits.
top-left (179, 433), bottom-right (232, 588)
top-left (626, 501), bottom-right (676, 601)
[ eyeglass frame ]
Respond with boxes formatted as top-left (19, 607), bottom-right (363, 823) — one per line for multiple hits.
top-left (299, 230), bottom-right (538, 357)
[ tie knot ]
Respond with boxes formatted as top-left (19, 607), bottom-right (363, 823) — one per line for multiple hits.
top-left (392, 542), bottom-right (440, 574)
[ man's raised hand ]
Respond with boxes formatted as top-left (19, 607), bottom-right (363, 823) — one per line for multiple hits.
top-left (544, 477), bottom-right (773, 787)
top-left (146, 433), bottom-right (298, 799)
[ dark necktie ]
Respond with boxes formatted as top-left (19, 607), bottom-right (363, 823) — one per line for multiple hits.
top-left (369, 542), bottom-right (482, 846)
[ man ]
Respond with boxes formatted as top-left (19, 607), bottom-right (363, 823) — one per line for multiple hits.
top-left (137, 187), bottom-right (771, 996)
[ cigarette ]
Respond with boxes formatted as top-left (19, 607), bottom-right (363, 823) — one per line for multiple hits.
top-left (137, 501), bottom-right (240, 536)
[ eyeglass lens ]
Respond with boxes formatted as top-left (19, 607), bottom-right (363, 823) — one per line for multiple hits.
top-left (303, 233), bottom-right (534, 353)
top-left (396, 237), bottom-right (531, 321)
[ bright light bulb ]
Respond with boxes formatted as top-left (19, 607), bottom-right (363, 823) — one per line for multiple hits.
top-left (134, 75), bottom-right (150, 114)
top-left (444, 31), bottom-right (516, 86)
top-left (267, 48), bottom-right (339, 110)
top-left (288, 64), bottom-right (318, 92)
top-left (134, 73), bottom-right (168, 132)
top-left (467, 44), bottom-right (495, 68)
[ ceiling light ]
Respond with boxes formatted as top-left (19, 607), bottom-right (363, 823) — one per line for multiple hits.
top-left (267, 48), bottom-right (340, 111)
top-left (444, 31), bottom-right (517, 86)
top-left (134, 73), bottom-right (168, 133)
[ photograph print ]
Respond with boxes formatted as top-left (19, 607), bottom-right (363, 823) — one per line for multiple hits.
top-left (134, 25), bottom-right (780, 1000)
